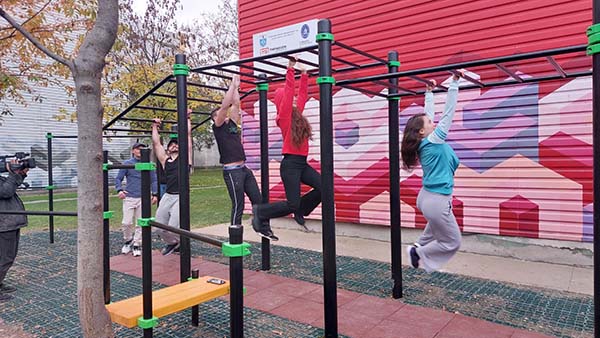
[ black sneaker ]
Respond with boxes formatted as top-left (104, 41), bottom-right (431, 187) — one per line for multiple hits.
top-left (406, 245), bottom-right (420, 268)
top-left (162, 242), bottom-right (180, 256)
top-left (0, 293), bottom-right (12, 302)
top-left (0, 284), bottom-right (16, 293)
top-left (257, 229), bottom-right (279, 241)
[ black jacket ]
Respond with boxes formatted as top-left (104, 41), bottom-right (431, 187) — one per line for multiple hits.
top-left (0, 173), bottom-right (27, 232)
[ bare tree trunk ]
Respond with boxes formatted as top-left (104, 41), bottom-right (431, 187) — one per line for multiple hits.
top-left (73, 1), bottom-right (118, 337)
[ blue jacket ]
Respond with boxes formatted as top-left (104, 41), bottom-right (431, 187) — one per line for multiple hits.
top-left (115, 157), bottom-right (158, 198)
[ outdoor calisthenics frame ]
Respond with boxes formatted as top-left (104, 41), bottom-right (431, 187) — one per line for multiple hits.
top-left (25, 15), bottom-right (597, 338)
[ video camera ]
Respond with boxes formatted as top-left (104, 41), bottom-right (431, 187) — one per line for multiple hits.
top-left (0, 152), bottom-right (36, 174)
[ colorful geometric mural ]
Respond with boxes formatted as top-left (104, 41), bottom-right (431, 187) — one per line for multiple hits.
top-left (243, 71), bottom-right (592, 242)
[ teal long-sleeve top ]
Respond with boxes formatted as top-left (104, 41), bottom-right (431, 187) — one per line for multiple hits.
top-left (418, 78), bottom-right (460, 195)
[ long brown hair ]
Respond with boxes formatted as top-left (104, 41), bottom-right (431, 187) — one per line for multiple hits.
top-left (401, 113), bottom-right (426, 170)
top-left (291, 106), bottom-right (312, 147)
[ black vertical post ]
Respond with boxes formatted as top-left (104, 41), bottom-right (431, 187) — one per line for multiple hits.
top-left (388, 51), bottom-right (403, 299)
top-left (229, 225), bottom-right (244, 338)
top-left (140, 148), bottom-right (153, 338)
top-left (156, 157), bottom-right (163, 203)
top-left (593, 1), bottom-right (600, 337)
top-left (257, 74), bottom-right (271, 271)
top-left (46, 133), bottom-right (54, 244)
top-left (175, 54), bottom-right (191, 283)
top-left (103, 150), bottom-right (111, 305)
top-left (317, 19), bottom-right (338, 338)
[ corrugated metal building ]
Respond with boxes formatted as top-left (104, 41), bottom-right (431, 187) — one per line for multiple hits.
top-left (238, 0), bottom-right (593, 242)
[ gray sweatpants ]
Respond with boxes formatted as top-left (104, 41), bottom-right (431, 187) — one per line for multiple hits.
top-left (155, 193), bottom-right (180, 245)
top-left (415, 188), bottom-right (461, 272)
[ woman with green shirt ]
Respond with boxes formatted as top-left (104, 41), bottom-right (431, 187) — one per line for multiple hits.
top-left (401, 72), bottom-right (462, 272)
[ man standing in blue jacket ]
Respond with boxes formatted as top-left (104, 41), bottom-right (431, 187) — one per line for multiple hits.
top-left (115, 143), bottom-right (158, 257)
top-left (0, 161), bottom-right (29, 302)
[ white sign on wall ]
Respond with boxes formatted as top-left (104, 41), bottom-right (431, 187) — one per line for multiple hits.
top-left (252, 19), bottom-right (319, 75)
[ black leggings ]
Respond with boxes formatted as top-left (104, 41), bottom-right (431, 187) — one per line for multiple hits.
top-left (223, 166), bottom-right (262, 225)
top-left (256, 154), bottom-right (321, 221)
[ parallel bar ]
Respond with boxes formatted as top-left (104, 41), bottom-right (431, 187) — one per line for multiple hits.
top-left (388, 51), bottom-right (403, 300)
top-left (337, 45), bottom-right (587, 86)
top-left (101, 134), bottom-right (152, 139)
top-left (136, 106), bottom-right (177, 112)
top-left (51, 135), bottom-right (78, 139)
top-left (495, 64), bottom-right (524, 82)
top-left (258, 74), bottom-right (271, 271)
top-left (409, 75), bottom-right (446, 90)
top-left (307, 49), bottom-right (361, 69)
top-left (121, 117), bottom-right (178, 124)
top-left (190, 44), bottom-right (318, 73)
top-left (104, 75), bottom-right (173, 130)
top-left (334, 41), bottom-right (388, 64)
top-left (102, 151), bottom-right (111, 305)
top-left (149, 221), bottom-right (223, 247)
top-left (318, 19), bottom-right (338, 338)
top-left (0, 210), bottom-right (77, 216)
top-left (239, 63), bottom-right (283, 77)
top-left (216, 67), bottom-right (262, 79)
top-left (373, 80), bottom-right (418, 95)
top-left (196, 70), bottom-right (255, 85)
top-left (191, 117), bottom-right (213, 131)
top-left (171, 79), bottom-right (228, 92)
top-left (229, 225), bottom-right (244, 338)
top-left (105, 128), bottom-right (175, 134)
top-left (240, 88), bottom-right (257, 100)
top-left (105, 164), bottom-right (136, 170)
top-left (337, 83), bottom-right (387, 98)
top-left (546, 56), bottom-right (567, 78)
top-left (150, 92), bottom-right (215, 103)
top-left (255, 59), bottom-right (289, 71)
top-left (47, 133), bottom-right (54, 244)
top-left (387, 71), bottom-right (592, 99)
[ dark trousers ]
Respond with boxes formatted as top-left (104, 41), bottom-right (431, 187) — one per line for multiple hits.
top-left (223, 166), bottom-right (262, 225)
top-left (257, 154), bottom-right (321, 220)
top-left (0, 229), bottom-right (20, 285)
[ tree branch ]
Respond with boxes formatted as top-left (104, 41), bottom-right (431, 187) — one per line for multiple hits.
top-left (0, 7), bottom-right (72, 69)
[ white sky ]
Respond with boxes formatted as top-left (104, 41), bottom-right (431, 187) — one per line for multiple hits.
top-left (131, 0), bottom-right (221, 25)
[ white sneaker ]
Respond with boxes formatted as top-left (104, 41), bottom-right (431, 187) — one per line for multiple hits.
top-left (132, 246), bottom-right (141, 257)
top-left (121, 241), bottom-right (132, 254)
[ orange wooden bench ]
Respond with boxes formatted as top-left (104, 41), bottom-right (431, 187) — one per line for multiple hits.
top-left (106, 276), bottom-right (230, 328)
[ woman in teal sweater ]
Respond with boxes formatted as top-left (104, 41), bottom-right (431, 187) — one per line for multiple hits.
top-left (401, 72), bottom-right (462, 272)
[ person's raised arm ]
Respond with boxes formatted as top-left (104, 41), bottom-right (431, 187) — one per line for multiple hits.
top-left (428, 73), bottom-right (461, 144)
top-left (230, 82), bottom-right (241, 124)
top-left (276, 57), bottom-right (296, 119)
top-left (213, 75), bottom-right (240, 127)
top-left (152, 119), bottom-right (168, 166)
top-left (424, 79), bottom-right (436, 122)
top-left (296, 62), bottom-right (308, 113)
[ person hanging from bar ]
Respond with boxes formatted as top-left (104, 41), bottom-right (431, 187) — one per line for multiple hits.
top-left (252, 56), bottom-right (321, 233)
top-left (151, 110), bottom-right (193, 255)
top-left (402, 72), bottom-right (463, 272)
top-left (212, 74), bottom-right (278, 241)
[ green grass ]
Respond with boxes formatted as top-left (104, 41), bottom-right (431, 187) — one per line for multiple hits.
top-left (20, 168), bottom-right (231, 232)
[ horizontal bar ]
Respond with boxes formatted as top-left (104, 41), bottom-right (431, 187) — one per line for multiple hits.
top-left (190, 44), bottom-right (319, 73)
top-left (449, 70), bottom-right (484, 87)
top-left (102, 134), bottom-right (151, 139)
top-left (168, 79), bottom-right (228, 92)
top-left (409, 75), bottom-right (446, 90)
top-left (135, 106), bottom-right (177, 112)
top-left (546, 56), bottom-right (567, 78)
top-left (191, 116), bottom-right (213, 131)
top-left (337, 83), bottom-right (387, 98)
top-left (238, 64), bottom-right (283, 77)
top-left (105, 128), bottom-right (175, 134)
top-left (150, 92), bottom-right (218, 103)
top-left (240, 89), bottom-right (257, 100)
top-left (149, 220), bottom-right (223, 247)
top-left (338, 45), bottom-right (587, 86)
top-left (121, 117), bottom-right (178, 124)
top-left (387, 70), bottom-right (591, 99)
top-left (216, 67), bottom-right (263, 80)
top-left (372, 80), bottom-right (418, 95)
top-left (0, 210), bottom-right (77, 216)
top-left (104, 75), bottom-right (173, 130)
top-left (333, 41), bottom-right (388, 64)
top-left (51, 135), bottom-right (78, 139)
top-left (196, 70), bottom-right (255, 85)
top-left (495, 64), bottom-right (523, 82)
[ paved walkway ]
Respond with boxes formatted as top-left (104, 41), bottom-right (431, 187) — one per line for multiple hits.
top-left (111, 251), bottom-right (552, 338)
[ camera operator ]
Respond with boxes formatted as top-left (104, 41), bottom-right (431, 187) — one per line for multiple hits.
top-left (0, 159), bottom-right (29, 303)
